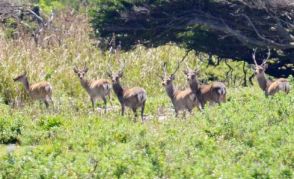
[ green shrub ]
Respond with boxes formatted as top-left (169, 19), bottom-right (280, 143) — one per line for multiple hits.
top-left (38, 116), bottom-right (64, 130)
top-left (0, 116), bottom-right (23, 144)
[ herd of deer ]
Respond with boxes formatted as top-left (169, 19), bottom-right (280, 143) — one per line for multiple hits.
top-left (13, 49), bottom-right (291, 122)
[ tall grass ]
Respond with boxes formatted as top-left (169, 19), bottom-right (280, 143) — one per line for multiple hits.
top-left (0, 11), bottom-right (293, 178)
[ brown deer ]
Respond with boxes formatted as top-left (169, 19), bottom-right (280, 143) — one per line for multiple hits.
top-left (184, 65), bottom-right (226, 110)
top-left (107, 62), bottom-right (147, 122)
top-left (13, 72), bottom-right (53, 108)
top-left (251, 48), bottom-right (290, 96)
top-left (73, 66), bottom-right (111, 112)
top-left (160, 61), bottom-right (201, 117)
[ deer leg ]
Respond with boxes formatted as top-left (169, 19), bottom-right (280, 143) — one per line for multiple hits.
top-left (46, 95), bottom-right (54, 110)
top-left (50, 97), bottom-right (54, 109)
top-left (91, 97), bottom-right (95, 111)
top-left (121, 104), bottom-right (125, 116)
top-left (199, 104), bottom-right (204, 112)
top-left (132, 108), bottom-right (138, 122)
top-left (102, 96), bottom-right (107, 113)
top-left (44, 100), bottom-right (49, 109)
top-left (217, 99), bottom-right (221, 106)
top-left (175, 109), bottom-right (179, 118)
top-left (108, 92), bottom-right (113, 106)
top-left (141, 101), bottom-right (146, 122)
top-left (222, 95), bottom-right (227, 102)
top-left (183, 111), bottom-right (187, 119)
top-left (188, 108), bottom-right (192, 114)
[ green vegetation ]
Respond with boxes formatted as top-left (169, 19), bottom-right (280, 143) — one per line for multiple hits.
top-left (89, 0), bottom-right (294, 77)
top-left (0, 10), bottom-right (293, 178)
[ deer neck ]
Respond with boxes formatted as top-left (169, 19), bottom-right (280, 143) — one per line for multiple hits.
top-left (256, 73), bottom-right (270, 91)
top-left (21, 77), bottom-right (30, 92)
top-left (165, 83), bottom-right (177, 100)
top-left (112, 82), bottom-right (124, 103)
top-left (80, 78), bottom-right (91, 92)
top-left (189, 79), bottom-right (201, 93)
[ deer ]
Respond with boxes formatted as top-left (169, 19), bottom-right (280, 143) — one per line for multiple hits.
top-left (73, 66), bottom-right (112, 112)
top-left (251, 48), bottom-right (290, 96)
top-left (159, 61), bottom-right (201, 117)
top-left (13, 72), bottom-right (53, 108)
top-left (184, 64), bottom-right (227, 110)
top-left (106, 62), bottom-right (147, 122)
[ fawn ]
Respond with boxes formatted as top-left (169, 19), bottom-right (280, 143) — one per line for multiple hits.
top-left (107, 62), bottom-right (147, 122)
top-left (13, 72), bottom-right (53, 108)
top-left (73, 66), bottom-right (111, 112)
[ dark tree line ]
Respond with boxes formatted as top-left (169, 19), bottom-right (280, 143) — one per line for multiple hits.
top-left (90, 0), bottom-right (294, 77)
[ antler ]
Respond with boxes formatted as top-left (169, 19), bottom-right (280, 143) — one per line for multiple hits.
top-left (106, 63), bottom-right (113, 76)
top-left (119, 58), bottom-right (126, 73)
top-left (262, 48), bottom-right (271, 65)
top-left (194, 52), bottom-right (204, 72)
top-left (82, 62), bottom-right (88, 72)
top-left (115, 41), bottom-right (122, 62)
top-left (109, 33), bottom-right (116, 54)
top-left (184, 62), bottom-right (192, 73)
top-left (171, 50), bottom-right (190, 76)
top-left (252, 48), bottom-right (258, 66)
top-left (162, 62), bottom-right (167, 78)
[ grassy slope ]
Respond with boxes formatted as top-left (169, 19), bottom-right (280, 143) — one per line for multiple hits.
top-left (0, 13), bottom-right (293, 178)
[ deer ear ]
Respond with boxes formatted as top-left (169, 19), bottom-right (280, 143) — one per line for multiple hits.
top-left (73, 68), bottom-right (78, 73)
top-left (157, 74), bottom-right (164, 80)
top-left (183, 70), bottom-right (188, 75)
top-left (249, 64), bottom-right (256, 70)
top-left (106, 72), bottom-right (112, 78)
top-left (263, 63), bottom-right (268, 70)
top-left (118, 71), bottom-right (124, 77)
top-left (195, 69), bottom-right (200, 75)
top-left (84, 67), bottom-right (88, 73)
top-left (171, 74), bottom-right (175, 80)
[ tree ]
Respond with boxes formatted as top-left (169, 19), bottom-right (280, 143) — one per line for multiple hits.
top-left (90, 0), bottom-right (294, 77)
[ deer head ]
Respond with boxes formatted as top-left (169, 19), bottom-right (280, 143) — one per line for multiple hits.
top-left (251, 48), bottom-right (271, 75)
top-left (183, 63), bottom-right (200, 83)
top-left (73, 66), bottom-right (89, 79)
top-left (13, 72), bottom-right (28, 82)
top-left (160, 51), bottom-right (190, 86)
top-left (107, 60), bottom-right (125, 83)
top-left (160, 62), bottom-right (175, 86)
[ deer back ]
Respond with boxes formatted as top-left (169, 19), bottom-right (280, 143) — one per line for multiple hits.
top-left (122, 87), bottom-right (147, 108)
top-left (173, 88), bottom-right (198, 111)
top-left (198, 82), bottom-right (226, 104)
top-left (210, 81), bottom-right (227, 102)
top-left (267, 78), bottom-right (290, 95)
top-left (29, 82), bottom-right (52, 100)
top-left (87, 79), bottom-right (111, 98)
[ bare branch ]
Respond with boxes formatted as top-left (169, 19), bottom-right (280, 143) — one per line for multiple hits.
top-left (171, 49), bottom-right (191, 76)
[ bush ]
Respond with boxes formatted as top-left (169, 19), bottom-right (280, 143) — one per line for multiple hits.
top-left (0, 116), bottom-right (23, 144)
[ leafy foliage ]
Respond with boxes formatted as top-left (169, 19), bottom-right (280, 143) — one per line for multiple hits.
top-left (0, 88), bottom-right (293, 178)
top-left (0, 111), bottom-right (23, 144)
top-left (89, 0), bottom-right (294, 77)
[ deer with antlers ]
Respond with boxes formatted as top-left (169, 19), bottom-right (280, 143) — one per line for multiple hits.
top-left (13, 72), bottom-right (53, 108)
top-left (107, 61), bottom-right (147, 122)
top-left (159, 53), bottom-right (201, 117)
top-left (184, 63), bottom-right (227, 110)
top-left (73, 66), bottom-right (112, 112)
top-left (251, 48), bottom-right (290, 96)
